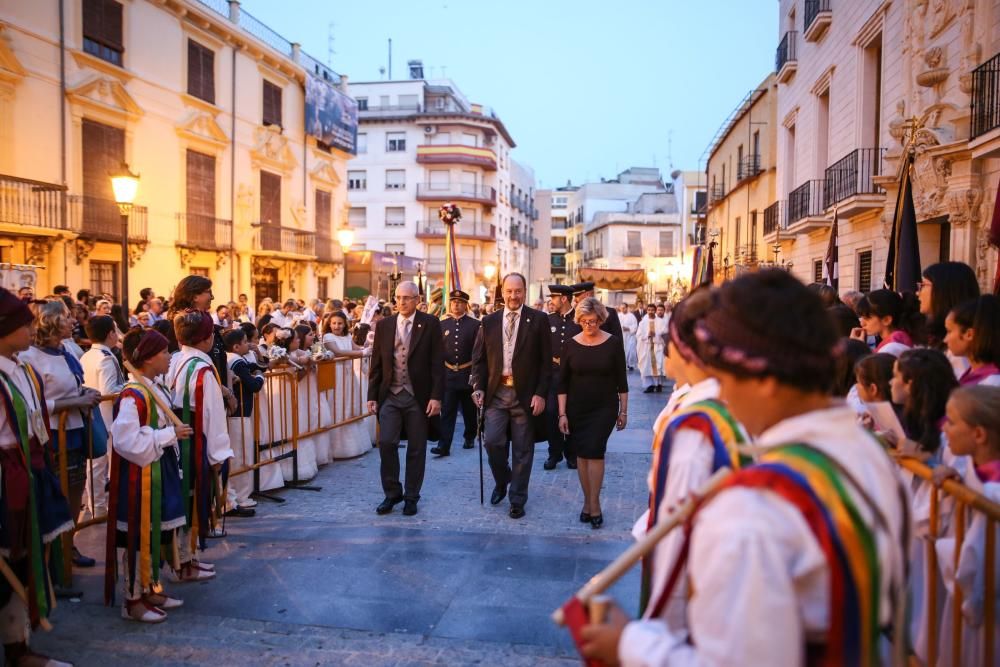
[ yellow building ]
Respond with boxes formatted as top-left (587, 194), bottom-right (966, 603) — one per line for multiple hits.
top-left (0, 0), bottom-right (351, 306)
top-left (705, 74), bottom-right (779, 282)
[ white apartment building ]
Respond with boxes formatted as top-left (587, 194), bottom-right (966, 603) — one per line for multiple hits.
top-left (347, 63), bottom-right (534, 297)
top-left (536, 185), bottom-right (577, 287)
top-left (670, 169), bottom-right (707, 257)
top-left (771, 0), bottom-right (1000, 293)
top-left (0, 0), bottom-right (352, 304)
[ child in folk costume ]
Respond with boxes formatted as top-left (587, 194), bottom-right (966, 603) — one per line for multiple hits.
top-left (636, 304), bottom-right (667, 393)
top-left (105, 329), bottom-right (191, 623)
top-left (633, 288), bottom-right (750, 631)
top-left (934, 385), bottom-right (1000, 666)
top-left (166, 310), bottom-right (233, 580)
top-left (223, 329), bottom-right (263, 517)
top-left (581, 270), bottom-right (910, 667)
top-left (0, 289), bottom-right (75, 667)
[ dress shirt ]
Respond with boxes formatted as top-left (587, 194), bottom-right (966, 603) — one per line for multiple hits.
top-left (0, 353), bottom-right (44, 447)
top-left (501, 306), bottom-right (522, 376)
top-left (81, 343), bottom-right (126, 428)
top-left (167, 346), bottom-right (234, 465)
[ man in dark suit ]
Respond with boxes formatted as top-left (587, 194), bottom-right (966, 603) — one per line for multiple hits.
top-left (471, 273), bottom-right (551, 519)
top-left (572, 281), bottom-right (623, 339)
top-left (367, 281), bottom-right (444, 516)
top-left (544, 284), bottom-right (581, 471)
top-left (431, 289), bottom-right (480, 457)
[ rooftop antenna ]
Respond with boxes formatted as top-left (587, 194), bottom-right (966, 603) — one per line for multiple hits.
top-left (388, 38), bottom-right (392, 79)
top-left (327, 22), bottom-right (336, 66)
top-left (379, 66), bottom-right (386, 79)
top-left (667, 130), bottom-right (674, 170)
top-left (441, 65), bottom-right (447, 78)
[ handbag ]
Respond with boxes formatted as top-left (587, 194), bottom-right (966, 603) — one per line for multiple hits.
top-left (84, 406), bottom-right (109, 459)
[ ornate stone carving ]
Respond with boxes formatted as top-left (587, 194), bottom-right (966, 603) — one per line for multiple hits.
top-left (127, 241), bottom-right (147, 267)
top-left (947, 187), bottom-right (983, 226)
top-left (252, 256), bottom-right (283, 276)
top-left (73, 238), bottom-right (95, 265)
top-left (177, 247), bottom-right (196, 268)
top-left (928, 0), bottom-right (956, 38)
top-left (176, 110), bottom-right (228, 148)
top-left (25, 238), bottom-right (54, 266)
top-left (215, 251), bottom-right (227, 270)
top-left (913, 154), bottom-right (951, 220)
top-left (958, 0), bottom-right (980, 94)
top-left (65, 74), bottom-right (143, 121)
top-left (250, 125), bottom-right (297, 174)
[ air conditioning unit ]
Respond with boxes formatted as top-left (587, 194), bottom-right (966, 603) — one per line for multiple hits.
top-left (423, 126), bottom-right (436, 135)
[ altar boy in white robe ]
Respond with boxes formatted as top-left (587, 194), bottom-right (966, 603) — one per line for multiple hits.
top-left (636, 304), bottom-right (666, 393)
top-left (580, 270), bottom-right (911, 667)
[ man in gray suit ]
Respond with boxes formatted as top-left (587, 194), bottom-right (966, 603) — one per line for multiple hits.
top-left (367, 281), bottom-right (444, 516)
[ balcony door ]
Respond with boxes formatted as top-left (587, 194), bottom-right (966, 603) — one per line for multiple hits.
top-left (186, 149), bottom-right (216, 247)
top-left (254, 268), bottom-right (279, 304)
top-left (81, 119), bottom-right (124, 238)
top-left (259, 170), bottom-right (281, 251)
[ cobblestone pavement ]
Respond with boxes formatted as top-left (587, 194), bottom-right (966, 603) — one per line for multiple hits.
top-left (35, 371), bottom-right (666, 666)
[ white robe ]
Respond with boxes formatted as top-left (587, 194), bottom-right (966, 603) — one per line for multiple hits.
top-left (636, 315), bottom-right (667, 386)
top-left (620, 405), bottom-right (910, 667)
top-left (620, 311), bottom-right (639, 368)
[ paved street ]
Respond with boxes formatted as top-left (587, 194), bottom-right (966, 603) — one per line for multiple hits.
top-left (36, 371), bottom-right (667, 666)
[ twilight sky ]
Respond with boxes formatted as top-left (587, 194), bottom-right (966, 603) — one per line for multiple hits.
top-left (238, 0), bottom-right (777, 188)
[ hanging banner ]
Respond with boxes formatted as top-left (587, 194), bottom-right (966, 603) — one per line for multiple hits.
top-left (576, 267), bottom-right (647, 290)
top-left (305, 73), bottom-right (358, 154)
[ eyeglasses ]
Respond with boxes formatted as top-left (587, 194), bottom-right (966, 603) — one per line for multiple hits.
top-left (915, 281), bottom-right (931, 291)
top-left (579, 318), bottom-right (600, 327)
top-left (397, 295), bottom-right (418, 302)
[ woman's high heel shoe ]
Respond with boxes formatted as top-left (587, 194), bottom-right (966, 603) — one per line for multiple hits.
top-left (579, 511), bottom-right (592, 523)
top-left (590, 514), bottom-right (604, 529)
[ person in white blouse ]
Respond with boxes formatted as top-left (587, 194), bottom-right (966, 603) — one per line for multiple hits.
top-left (581, 270), bottom-right (909, 667)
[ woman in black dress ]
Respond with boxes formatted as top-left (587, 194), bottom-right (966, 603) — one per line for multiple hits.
top-left (557, 297), bottom-right (629, 528)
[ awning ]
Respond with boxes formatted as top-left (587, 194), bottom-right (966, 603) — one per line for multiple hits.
top-left (577, 267), bottom-right (647, 290)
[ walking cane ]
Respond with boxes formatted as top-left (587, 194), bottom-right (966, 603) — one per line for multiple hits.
top-left (477, 405), bottom-right (485, 505)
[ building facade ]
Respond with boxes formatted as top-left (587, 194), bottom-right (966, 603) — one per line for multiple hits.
top-left (347, 66), bottom-right (534, 300)
top-left (536, 185), bottom-right (577, 287)
top-left (705, 74), bottom-right (779, 282)
top-left (0, 0), bottom-right (351, 305)
top-left (768, 0), bottom-right (1000, 293)
top-left (670, 169), bottom-right (707, 259)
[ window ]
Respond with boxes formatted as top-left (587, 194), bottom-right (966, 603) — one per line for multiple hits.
top-left (259, 171), bottom-right (281, 224)
top-left (813, 259), bottom-right (824, 283)
top-left (347, 170), bottom-right (367, 191)
top-left (398, 94), bottom-right (419, 109)
top-left (861, 33), bottom-right (883, 149)
top-left (385, 207), bottom-right (405, 228)
top-left (348, 207), bottom-right (366, 228)
top-left (626, 231), bottom-right (642, 256)
top-left (317, 277), bottom-right (329, 301)
top-left (187, 40), bottom-right (215, 104)
top-left (429, 131), bottom-right (451, 146)
top-left (857, 249), bottom-right (873, 293)
top-left (379, 95), bottom-right (389, 108)
top-left (753, 131), bottom-right (760, 162)
top-left (81, 119), bottom-right (124, 234)
top-left (816, 89), bottom-right (830, 175)
top-left (385, 169), bottom-right (406, 190)
top-left (356, 132), bottom-right (367, 154)
top-left (553, 196), bottom-right (568, 209)
top-left (385, 243), bottom-right (406, 254)
top-left (429, 170), bottom-right (450, 190)
top-left (90, 260), bottom-right (118, 300)
top-left (386, 132), bottom-right (406, 152)
top-left (262, 80), bottom-right (282, 127)
top-left (315, 190), bottom-right (331, 239)
top-left (750, 211), bottom-right (758, 258)
top-left (734, 216), bottom-right (741, 253)
top-left (186, 149), bottom-right (215, 218)
top-left (552, 237), bottom-right (566, 249)
top-left (356, 97), bottom-right (368, 111)
top-left (82, 0), bottom-right (123, 66)
top-left (658, 230), bottom-right (675, 257)
top-left (461, 132), bottom-right (478, 147)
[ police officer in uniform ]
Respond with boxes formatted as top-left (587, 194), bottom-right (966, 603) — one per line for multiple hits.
top-left (431, 289), bottom-right (481, 457)
top-left (543, 284), bottom-right (582, 470)
top-left (571, 281), bottom-right (623, 339)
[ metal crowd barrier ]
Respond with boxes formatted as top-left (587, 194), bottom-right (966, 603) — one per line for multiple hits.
top-left (896, 456), bottom-right (1000, 667)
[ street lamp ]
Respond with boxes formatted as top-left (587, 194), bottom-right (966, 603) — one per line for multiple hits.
top-left (647, 268), bottom-right (657, 304)
top-left (484, 262), bottom-right (497, 281)
top-left (110, 162), bottom-right (139, 312)
top-left (336, 223), bottom-right (355, 250)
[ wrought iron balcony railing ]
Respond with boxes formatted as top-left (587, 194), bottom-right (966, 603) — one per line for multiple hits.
top-left (971, 51), bottom-right (1000, 139)
top-left (415, 183), bottom-right (497, 205)
top-left (804, 0), bottom-right (831, 38)
top-left (737, 155), bottom-right (762, 182)
top-left (823, 148), bottom-right (886, 209)
top-left (0, 174), bottom-right (69, 231)
top-left (763, 200), bottom-right (787, 236)
top-left (176, 213), bottom-right (233, 251)
top-left (68, 195), bottom-right (148, 241)
top-left (776, 31), bottom-right (797, 73)
top-left (252, 223), bottom-right (315, 256)
top-left (416, 219), bottom-right (496, 241)
top-left (788, 180), bottom-right (826, 224)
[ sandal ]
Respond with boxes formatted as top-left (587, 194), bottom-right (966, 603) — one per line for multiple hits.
top-left (169, 562), bottom-right (216, 583)
top-left (121, 598), bottom-right (167, 623)
top-left (143, 591), bottom-right (183, 610)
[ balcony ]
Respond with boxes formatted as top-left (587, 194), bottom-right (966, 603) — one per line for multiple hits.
top-left (737, 155), bottom-right (762, 182)
top-left (252, 223), bottom-right (315, 257)
top-left (415, 183), bottom-right (497, 206)
top-left (415, 219), bottom-right (496, 242)
top-left (358, 103), bottom-right (422, 119)
top-left (776, 31), bottom-right (798, 83)
top-left (804, 0), bottom-right (832, 42)
top-left (315, 235), bottom-right (342, 263)
top-left (709, 183), bottom-right (726, 207)
top-left (0, 175), bottom-right (70, 234)
top-left (416, 144), bottom-right (497, 171)
top-left (971, 52), bottom-right (1000, 151)
top-left (823, 148), bottom-right (886, 215)
top-left (68, 195), bottom-right (148, 242)
top-left (176, 213), bottom-right (233, 252)
top-left (763, 200), bottom-right (787, 241)
top-left (787, 180), bottom-right (830, 233)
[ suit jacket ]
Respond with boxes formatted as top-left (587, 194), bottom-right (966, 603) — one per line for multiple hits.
top-left (368, 311), bottom-right (444, 407)
top-left (471, 306), bottom-right (551, 440)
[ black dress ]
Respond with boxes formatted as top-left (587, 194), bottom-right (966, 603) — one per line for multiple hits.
top-left (557, 335), bottom-right (628, 459)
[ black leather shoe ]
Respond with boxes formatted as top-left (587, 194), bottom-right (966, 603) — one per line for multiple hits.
top-left (430, 445), bottom-right (450, 457)
top-left (543, 457), bottom-right (561, 471)
top-left (566, 459), bottom-right (578, 470)
top-left (655, 385), bottom-right (663, 392)
top-left (579, 511), bottom-right (591, 523)
top-left (376, 497), bottom-right (403, 515)
top-left (224, 506), bottom-right (256, 518)
top-left (463, 440), bottom-right (475, 449)
top-left (490, 485), bottom-right (507, 505)
top-left (72, 547), bottom-right (95, 568)
top-left (643, 386), bottom-right (656, 393)
top-left (590, 514), bottom-right (604, 529)
top-left (509, 505), bottom-right (525, 519)
top-left (402, 500), bottom-right (418, 516)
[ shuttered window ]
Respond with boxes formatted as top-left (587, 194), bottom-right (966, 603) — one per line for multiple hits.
top-left (263, 80), bottom-right (282, 127)
top-left (348, 207), bottom-right (366, 228)
top-left (626, 231), bottom-right (642, 256)
top-left (187, 40), bottom-right (215, 104)
top-left (82, 119), bottom-right (124, 201)
top-left (186, 150), bottom-right (215, 217)
top-left (385, 207), bottom-right (405, 227)
top-left (259, 171), bottom-right (281, 225)
top-left (90, 261), bottom-right (118, 299)
top-left (315, 190), bottom-right (332, 238)
top-left (658, 230), bottom-right (675, 257)
top-left (813, 259), bottom-right (824, 283)
top-left (82, 0), bottom-right (123, 66)
top-left (857, 250), bottom-right (873, 293)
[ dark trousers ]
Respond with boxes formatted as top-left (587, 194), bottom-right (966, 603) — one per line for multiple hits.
top-left (439, 371), bottom-right (477, 450)
top-left (484, 386), bottom-right (534, 507)
top-left (545, 373), bottom-right (574, 463)
top-left (377, 390), bottom-right (428, 501)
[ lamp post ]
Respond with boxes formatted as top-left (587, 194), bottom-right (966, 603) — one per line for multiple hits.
top-left (110, 163), bottom-right (139, 312)
top-left (336, 224), bottom-right (355, 252)
top-left (647, 268), bottom-right (657, 304)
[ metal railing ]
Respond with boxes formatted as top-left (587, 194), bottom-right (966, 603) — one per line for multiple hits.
top-left (417, 219), bottom-right (495, 240)
top-left (823, 148), bottom-right (886, 209)
top-left (315, 235), bottom-right (341, 263)
top-left (737, 155), bottom-right (762, 182)
top-left (67, 195), bottom-right (148, 241)
top-left (237, 8), bottom-right (295, 58)
top-left (194, 0), bottom-right (229, 17)
top-left (359, 104), bottom-right (422, 116)
top-left (253, 223), bottom-right (315, 255)
top-left (763, 200), bottom-right (787, 235)
top-left (0, 174), bottom-right (69, 230)
top-left (415, 183), bottom-right (497, 204)
top-left (776, 31), bottom-right (797, 72)
top-left (804, 0), bottom-right (831, 35)
top-left (176, 213), bottom-right (233, 251)
top-left (710, 183), bottom-right (726, 203)
top-left (788, 180), bottom-right (825, 223)
top-left (971, 51), bottom-right (1000, 139)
